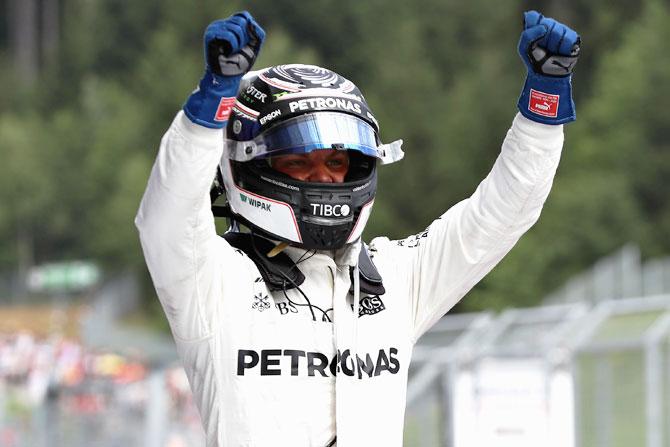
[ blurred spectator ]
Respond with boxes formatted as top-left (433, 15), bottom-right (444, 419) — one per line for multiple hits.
top-left (0, 331), bottom-right (204, 445)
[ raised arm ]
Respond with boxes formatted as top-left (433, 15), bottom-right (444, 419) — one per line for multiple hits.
top-left (383, 11), bottom-right (581, 341)
top-left (135, 12), bottom-right (265, 340)
top-left (404, 113), bottom-right (564, 340)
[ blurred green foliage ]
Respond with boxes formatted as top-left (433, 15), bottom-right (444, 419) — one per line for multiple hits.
top-left (1, 0), bottom-right (668, 312)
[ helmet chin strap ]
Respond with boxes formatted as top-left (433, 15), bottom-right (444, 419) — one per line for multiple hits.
top-left (228, 217), bottom-right (240, 233)
top-left (267, 241), bottom-right (289, 258)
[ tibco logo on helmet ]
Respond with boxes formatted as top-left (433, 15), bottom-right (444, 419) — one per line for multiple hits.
top-left (217, 64), bottom-right (404, 250)
top-left (311, 203), bottom-right (351, 218)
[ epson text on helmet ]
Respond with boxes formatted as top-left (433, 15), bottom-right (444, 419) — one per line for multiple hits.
top-left (288, 97), bottom-right (362, 114)
top-left (310, 203), bottom-right (351, 217)
top-left (259, 109), bottom-right (282, 125)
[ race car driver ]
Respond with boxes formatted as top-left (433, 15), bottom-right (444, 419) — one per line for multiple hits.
top-left (135, 10), bottom-right (580, 447)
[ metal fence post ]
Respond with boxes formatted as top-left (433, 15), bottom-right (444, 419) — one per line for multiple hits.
top-left (594, 355), bottom-right (612, 447)
top-left (643, 313), bottom-right (670, 447)
top-left (144, 370), bottom-right (168, 447)
top-left (645, 342), bottom-right (662, 447)
top-left (440, 366), bottom-right (455, 447)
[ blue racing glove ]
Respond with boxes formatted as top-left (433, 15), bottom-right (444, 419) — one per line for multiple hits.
top-left (183, 11), bottom-right (265, 128)
top-left (517, 10), bottom-right (581, 125)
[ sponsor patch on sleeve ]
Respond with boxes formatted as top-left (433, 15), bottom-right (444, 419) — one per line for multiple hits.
top-left (528, 89), bottom-right (559, 118)
top-left (214, 97), bottom-right (236, 122)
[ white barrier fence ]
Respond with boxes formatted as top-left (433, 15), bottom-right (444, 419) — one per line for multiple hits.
top-left (544, 245), bottom-right (670, 305)
top-left (404, 295), bottom-right (670, 447)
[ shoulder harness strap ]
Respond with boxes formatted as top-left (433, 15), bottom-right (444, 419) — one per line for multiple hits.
top-left (351, 244), bottom-right (386, 296)
top-left (222, 232), bottom-right (385, 295)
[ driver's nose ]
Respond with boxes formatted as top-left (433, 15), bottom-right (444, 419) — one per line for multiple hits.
top-left (306, 165), bottom-right (335, 183)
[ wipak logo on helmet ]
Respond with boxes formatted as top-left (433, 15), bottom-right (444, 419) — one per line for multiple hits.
top-left (240, 193), bottom-right (271, 212)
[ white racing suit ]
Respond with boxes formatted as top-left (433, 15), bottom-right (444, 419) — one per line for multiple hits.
top-left (135, 111), bottom-right (563, 446)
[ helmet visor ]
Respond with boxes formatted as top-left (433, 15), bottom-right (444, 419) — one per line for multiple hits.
top-left (224, 112), bottom-right (404, 165)
top-left (258, 112), bottom-right (378, 158)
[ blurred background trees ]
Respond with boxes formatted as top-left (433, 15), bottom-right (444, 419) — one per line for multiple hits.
top-left (1, 0), bottom-right (668, 314)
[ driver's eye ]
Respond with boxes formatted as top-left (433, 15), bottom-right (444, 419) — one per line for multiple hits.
top-left (326, 154), bottom-right (349, 169)
top-left (282, 158), bottom-right (308, 168)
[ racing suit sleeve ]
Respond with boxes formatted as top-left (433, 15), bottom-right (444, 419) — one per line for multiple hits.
top-left (135, 111), bottom-right (241, 341)
top-left (403, 113), bottom-right (563, 341)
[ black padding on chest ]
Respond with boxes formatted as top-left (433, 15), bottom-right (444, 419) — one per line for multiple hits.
top-left (350, 245), bottom-right (386, 296)
top-left (222, 232), bottom-right (385, 295)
